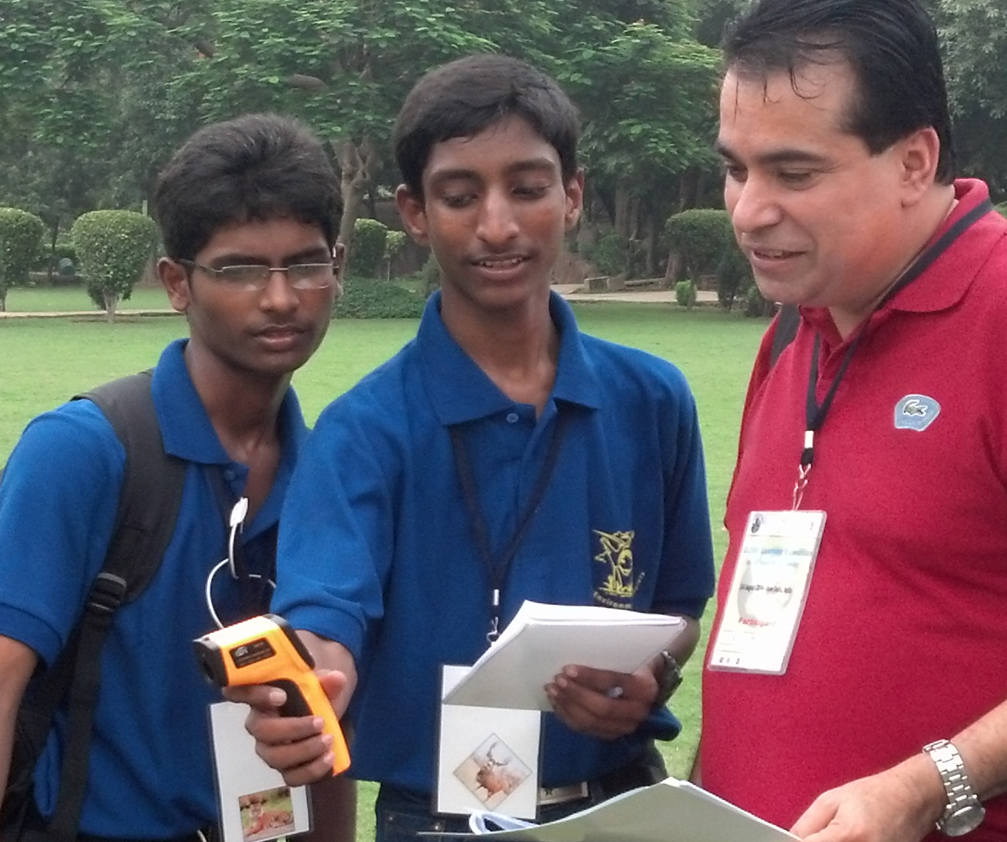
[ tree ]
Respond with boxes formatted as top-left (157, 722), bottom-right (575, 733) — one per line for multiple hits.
top-left (937, 0), bottom-right (1007, 198)
top-left (555, 6), bottom-right (721, 275)
top-left (0, 208), bottom-right (45, 310)
top-left (71, 210), bottom-right (157, 321)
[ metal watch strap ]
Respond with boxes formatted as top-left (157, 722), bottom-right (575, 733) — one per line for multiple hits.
top-left (923, 739), bottom-right (985, 836)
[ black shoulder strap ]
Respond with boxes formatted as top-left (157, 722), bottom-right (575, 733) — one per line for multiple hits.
top-left (769, 304), bottom-right (801, 368)
top-left (41, 372), bottom-right (186, 842)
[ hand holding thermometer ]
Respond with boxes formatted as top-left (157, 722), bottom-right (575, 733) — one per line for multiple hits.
top-left (193, 613), bottom-right (351, 775)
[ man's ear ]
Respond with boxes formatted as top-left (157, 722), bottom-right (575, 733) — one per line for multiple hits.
top-left (899, 126), bottom-right (941, 207)
top-left (158, 257), bottom-right (191, 313)
top-left (564, 169), bottom-right (586, 231)
top-left (395, 184), bottom-right (430, 246)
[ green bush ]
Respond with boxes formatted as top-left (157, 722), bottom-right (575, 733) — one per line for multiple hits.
top-left (995, 201), bottom-right (1007, 219)
top-left (0, 207), bottom-right (45, 309)
top-left (334, 277), bottom-right (427, 319)
top-left (71, 210), bottom-right (157, 319)
top-left (664, 209), bottom-right (734, 282)
top-left (744, 283), bottom-right (776, 318)
top-left (716, 246), bottom-right (753, 312)
top-left (350, 218), bottom-right (389, 278)
top-left (675, 279), bottom-right (697, 309)
top-left (588, 232), bottom-right (631, 277)
top-left (419, 254), bottom-right (441, 295)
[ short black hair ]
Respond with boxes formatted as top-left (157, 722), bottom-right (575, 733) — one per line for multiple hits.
top-left (723, 0), bottom-right (956, 183)
top-left (154, 113), bottom-right (342, 261)
top-left (393, 54), bottom-right (580, 197)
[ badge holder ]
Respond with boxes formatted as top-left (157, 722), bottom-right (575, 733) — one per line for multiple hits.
top-left (205, 499), bottom-right (312, 842)
top-left (708, 509), bottom-right (826, 674)
top-left (436, 665), bottom-right (542, 820)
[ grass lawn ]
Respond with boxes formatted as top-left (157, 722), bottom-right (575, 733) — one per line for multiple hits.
top-left (0, 293), bottom-right (768, 837)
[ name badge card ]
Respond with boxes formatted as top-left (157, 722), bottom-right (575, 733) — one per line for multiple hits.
top-left (709, 510), bottom-right (826, 675)
top-left (209, 701), bottom-right (312, 842)
top-left (436, 665), bottom-right (541, 820)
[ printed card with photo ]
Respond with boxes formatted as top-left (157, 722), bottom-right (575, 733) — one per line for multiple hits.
top-left (437, 666), bottom-right (541, 820)
top-left (209, 702), bottom-right (312, 842)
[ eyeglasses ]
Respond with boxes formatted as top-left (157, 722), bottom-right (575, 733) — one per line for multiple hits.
top-left (178, 259), bottom-right (335, 291)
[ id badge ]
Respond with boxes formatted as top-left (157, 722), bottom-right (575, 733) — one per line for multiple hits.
top-left (708, 510), bottom-right (826, 675)
top-left (208, 701), bottom-right (312, 842)
top-left (435, 665), bottom-right (541, 820)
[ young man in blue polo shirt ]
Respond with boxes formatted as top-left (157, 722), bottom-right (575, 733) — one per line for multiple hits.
top-left (240, 55), bottom-right (715, 841)
top-left (0, 114), bottom-right (353, 842)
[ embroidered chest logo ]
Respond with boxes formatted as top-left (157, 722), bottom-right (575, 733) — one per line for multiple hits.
top-left (894, 394), bottom-right (941, 432)
top-left (592, 530), bottom-right (642, 609)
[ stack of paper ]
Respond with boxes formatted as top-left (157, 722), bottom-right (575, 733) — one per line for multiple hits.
top-left (443, 601), bottom-right (685, 710)
top-left (457, 777), bottom-right (798, 842)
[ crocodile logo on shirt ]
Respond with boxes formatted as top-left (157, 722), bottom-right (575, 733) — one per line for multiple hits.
top-left (894, 394), bottom-right (941, 431)
top-left (593, 530), bottom-right (642, 608)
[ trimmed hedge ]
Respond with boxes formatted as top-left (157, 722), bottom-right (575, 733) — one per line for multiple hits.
top-left (71, 210), bottom-right (157, 316)
top-left (350, 218), bottom-right (389, 278)
top-left (0, 207), bottom-right (45, 309)
top-left (333, 277), bottom-right (427, 319)
top-left (664, 208), bottom-right (734, 280)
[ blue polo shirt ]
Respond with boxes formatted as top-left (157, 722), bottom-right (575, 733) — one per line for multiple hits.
top-left (0, 339), bottom-right (307, 838)
top-left (273, 292), bottom-right (714, 793)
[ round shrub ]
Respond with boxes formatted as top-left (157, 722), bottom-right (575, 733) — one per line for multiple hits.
top-left (675, 279), bottom-right (697, 309)
top-left (71, 210), bottom-right (157, 317)
top-left (588, 232), bottom-right (631, 277)
top-left (350, 218), bottom-right (389, 279)
top-left (334, 278), bottom-right (426, 319)
top-left (716, 246), bottom-right (753, 312)
top-left (0, 207), bottom-right (45, 309)
top-left (664, 209), bottom-right (734, 282)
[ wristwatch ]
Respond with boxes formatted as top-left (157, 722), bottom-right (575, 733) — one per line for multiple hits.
top-left (652, 651), bottom-right (683, 710)
top-left (923, 739), bottom-right (985, 837)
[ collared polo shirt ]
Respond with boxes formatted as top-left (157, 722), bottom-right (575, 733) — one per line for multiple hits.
top-left (0, 339), bottom-right (306, 838)
top-left (274, 291), bottom-right (714, 793)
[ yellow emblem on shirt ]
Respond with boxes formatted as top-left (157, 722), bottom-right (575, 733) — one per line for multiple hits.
top-left (593, 529), bottom-right (642, 608)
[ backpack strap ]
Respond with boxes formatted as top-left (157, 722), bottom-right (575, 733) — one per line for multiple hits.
top-left (769, 304), bottom-right (801, 368)
top-left (42, 372), bottom-right (186, 842)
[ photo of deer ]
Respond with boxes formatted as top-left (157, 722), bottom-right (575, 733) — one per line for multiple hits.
top-left (453, 734), bottom-right (532, 810)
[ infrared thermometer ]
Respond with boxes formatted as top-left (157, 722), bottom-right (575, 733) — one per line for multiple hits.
top-left (193, 613), bottom-right (350, 775)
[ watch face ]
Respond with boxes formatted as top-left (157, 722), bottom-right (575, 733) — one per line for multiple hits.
top-left (944, 804), bottom-right (986, 837)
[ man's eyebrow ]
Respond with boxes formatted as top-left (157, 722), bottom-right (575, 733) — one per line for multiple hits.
top-left (210, 246), bottom-right (330, 266)
top-left (427, 158), bottom-right (559, 185)
top-left (715, 140), bottom-right (829, 167)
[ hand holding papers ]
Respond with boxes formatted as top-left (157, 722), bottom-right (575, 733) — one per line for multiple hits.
top-left (442, 601), bottom-right (685, 710)
top-left (459, 777), bottom-right (798, 842)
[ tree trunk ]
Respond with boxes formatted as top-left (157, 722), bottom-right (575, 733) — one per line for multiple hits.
top-left (613, 184), bottom-right (632, 239)
top-left (104, 291), bottom-right (119, 323)
top-left (336, 136), bottom-right (380, 262)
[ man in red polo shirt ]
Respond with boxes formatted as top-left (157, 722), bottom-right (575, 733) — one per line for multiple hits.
top-left (699, 1), bottom-right (1007, 840)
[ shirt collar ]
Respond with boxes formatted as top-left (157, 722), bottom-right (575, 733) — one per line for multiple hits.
top-left (801, 178), bottom-right (1000, 345)
top-left (418, 290), bottom-right (601, 427)
top-left (152, 338), bottom-right (307, 465)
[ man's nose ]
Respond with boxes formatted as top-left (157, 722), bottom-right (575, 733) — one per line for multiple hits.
top-left (727, 176), bottom-right (784, 234)
top-left (476, 189), bottom-right (520, 244)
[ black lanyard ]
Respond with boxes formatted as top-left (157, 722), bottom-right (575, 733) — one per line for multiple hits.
top-left (449, 410), bottom-right (570, 642)
top-left (794, 198), bottom-right (994, 507)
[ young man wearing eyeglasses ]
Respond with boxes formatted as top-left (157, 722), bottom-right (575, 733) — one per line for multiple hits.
top-left (0, 114), bottom-right (353, 842)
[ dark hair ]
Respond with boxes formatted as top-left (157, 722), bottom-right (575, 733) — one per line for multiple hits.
top-left (723, 0), bottom-right (956, 183)
top-left (393, 53), bottom-right (580, 197)
top-left (154, 113), bottom-right (342, 261)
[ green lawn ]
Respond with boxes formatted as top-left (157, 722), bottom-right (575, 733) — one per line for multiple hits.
top-left (0, 296), bottom-right (767, 837)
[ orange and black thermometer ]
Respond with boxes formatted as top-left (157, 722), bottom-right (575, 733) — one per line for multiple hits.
top-left (193, 613), bottom-right (351, 775)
